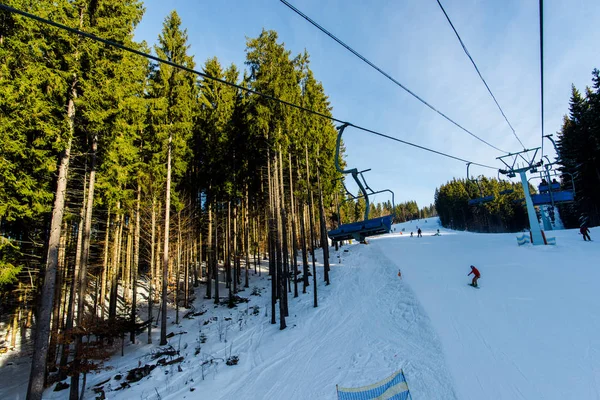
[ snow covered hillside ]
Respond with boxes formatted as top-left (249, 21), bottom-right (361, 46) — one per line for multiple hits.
top-left (2, 218), bottom-right (599, 399)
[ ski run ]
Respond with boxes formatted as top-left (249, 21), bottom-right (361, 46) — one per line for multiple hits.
top-left (2, 218), bottom-right (600, 399)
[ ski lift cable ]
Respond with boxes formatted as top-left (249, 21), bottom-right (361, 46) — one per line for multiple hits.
top-left (280, 0), bottom-right (511, 154)
top-left (435, 0), bottom-right (527, 150)
top-left (0, 3), bottom-right (497, 171)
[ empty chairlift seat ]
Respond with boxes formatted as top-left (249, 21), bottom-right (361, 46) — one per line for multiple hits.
top-left (468, 195), bottom-right (495, 206)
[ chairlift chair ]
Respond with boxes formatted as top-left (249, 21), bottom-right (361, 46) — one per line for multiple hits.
top-left (327, 124), bottom-right (395, 243)
top-left (529, 169), bottom-right (576, 207)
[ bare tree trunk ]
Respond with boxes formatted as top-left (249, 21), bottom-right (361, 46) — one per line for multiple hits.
top-left (100, 210), bottom-right (111, 320)
top-left (27, 82), bottom-right (76, 400)
top-left (227, 202), bottom-right (233, 305)
top-left (175, 210), bottom-right (182, 324)
top-left (108, 203), bottom-right (122, 322)
top-left (61, 174), bottom-right (86, 380)
top-left (148, 196), bottom-right (156, 344)
top-left (266, 157), bottom-right (276, 325)
top-left (272, 153), bottom-right (286, 329)
top-left (253, 215), bottom-right (258, 275)
top-left (306, 146), bottom-right (318, 307)
top-left (70, 131), bottom-right (98, 398)
top-left (160, 133), bottom-right (173, 346)
top-left (244, 188), bottom-right (250, 288)
top-left (316, 157), bottom-right (330, 285)
top-left (48, 224), bottom-right (66, 371)
top-left (184, 231), bottom-right (190, 308)
top-left (205, 196), bottom-right (212, 299)
top-left (130, 182), bottom-right (141, 343)
top-left (232, 202), bottom-right (238, 294)
top-left (195, 232), bottom-right (201, 286)
top-left (11, 283), bottom-right (22, 349)
top-left (278, 150), bottom-right (289, 318)
top-left (289, 153), bottom-right (299, 298)
top-left (214, 203), bottom-right (219, 305)
top-left (123, 216), bottom-right (132, 304)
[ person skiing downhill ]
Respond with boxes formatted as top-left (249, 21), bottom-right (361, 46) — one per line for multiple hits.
top-left (417, 228), bottom-right (422, 238)
top-left (468, 265), bottom-right (480, 287)
top-left (580, 224), bottom-right (592, 241)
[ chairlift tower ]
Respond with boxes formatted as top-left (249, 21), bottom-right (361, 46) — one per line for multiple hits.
top-left (498, 148), bottom-right (545, 245)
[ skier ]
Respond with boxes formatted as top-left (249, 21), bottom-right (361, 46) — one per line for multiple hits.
top-left (468, 265), bottom-right (480, 287)
top-left (580, 224), bottom-right (592, 241)
top-left (417, 228), bottom-right (422, 238)
top-left (410, 232), bottom-right (413, 237)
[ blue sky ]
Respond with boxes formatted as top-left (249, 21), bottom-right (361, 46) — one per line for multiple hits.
top-left (134, 0), bottom-right (599, 208)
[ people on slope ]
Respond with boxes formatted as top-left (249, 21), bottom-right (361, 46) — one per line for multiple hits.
top-left (580, 224), bottom-right (592, 241)
top-left (468, 265), bottom-right (480, 287)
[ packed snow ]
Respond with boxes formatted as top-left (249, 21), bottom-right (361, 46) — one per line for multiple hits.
top-left (1, 218), bottom-right (599, 399)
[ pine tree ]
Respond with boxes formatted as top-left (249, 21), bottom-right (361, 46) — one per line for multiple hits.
top-left (148, 10), bottom-right (197, 345)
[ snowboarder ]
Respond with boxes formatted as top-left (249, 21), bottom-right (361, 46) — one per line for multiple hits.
top-left (580, 224), bottom-right (592, 241)
top-left (468, 265), bottom-right (480, 287)
top-left (417, 228), bottom-right (422, 238)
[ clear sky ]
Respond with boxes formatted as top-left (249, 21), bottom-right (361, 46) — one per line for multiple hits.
top-left (134, 0), bottom-right (599, 208)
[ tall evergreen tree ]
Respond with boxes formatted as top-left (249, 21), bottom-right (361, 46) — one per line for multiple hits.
top-left (148, 10), bottom-right (197, 345)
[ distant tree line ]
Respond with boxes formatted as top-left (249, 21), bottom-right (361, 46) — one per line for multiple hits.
top-left (434, 177), bottom-right (529, 233)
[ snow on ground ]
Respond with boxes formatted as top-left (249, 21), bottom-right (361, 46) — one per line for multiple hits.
top-left (1, 217), bottom-right (600, 399)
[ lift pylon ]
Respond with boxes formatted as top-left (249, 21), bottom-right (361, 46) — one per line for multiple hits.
top-left (498, 148), bottom-right (546, 245)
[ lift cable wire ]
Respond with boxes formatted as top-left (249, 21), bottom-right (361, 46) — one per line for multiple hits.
top-left (435, 0), bottom-right (526, 150)
top-left (280, 0), bottom-right (510, 154)
top-left (539, 0), bottom-right (545, 159)
top-left (0, 3), bottom-right (499, 170)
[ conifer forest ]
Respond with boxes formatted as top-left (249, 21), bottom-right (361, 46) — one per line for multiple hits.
top-left (0, 1), bottom-right (439, 398)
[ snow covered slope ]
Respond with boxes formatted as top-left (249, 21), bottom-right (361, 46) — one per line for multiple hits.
top-left (2, 218), bottom-right (599, 399)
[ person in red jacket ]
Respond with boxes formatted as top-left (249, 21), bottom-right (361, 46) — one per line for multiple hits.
top-left (468, 265), bottom-right (480, 287)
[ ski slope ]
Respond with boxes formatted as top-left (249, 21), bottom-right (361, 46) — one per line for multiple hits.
top-left (2, 218), bottom-right (599, 399)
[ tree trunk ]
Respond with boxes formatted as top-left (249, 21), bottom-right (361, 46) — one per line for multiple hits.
top-left (70, 131), bottom-right (98, 398)
top-left (214, 203), bottom-right (220, 305)
top-left (131, 182), bottom-right (141, 343)
top-left (108, 203), bottom-right (122, 323)
top-left (289, 153), bottom-right (299, 298)
top-left (228, 202), bottom-right (233, 305)
top-left (278, 150), bottom-right (289, 318)
top-left (244, 188), bottom-right (250, 288)
top-left (48, 224), bottom-right (66, 372)
top-left (148, 196), bottom-right (156, 344)
top-left (100, 210), bottom-right (111, 320)
top-left (267, 156), bottom-right (277, 325)
top-left (316, 158), bottom-right (330, 285)
top-left (205, 196), bottom-right (212, 299)
top-left (175, 210), bottom-right (182, 324)
top-left (306, 146), bottom-right (318, 307)
top-left (27, 87), bottom-right (75, 400)
top-left (232, 202), bottom-right (238, 294)
top-left (160, 133), bottom-right (173, 346)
